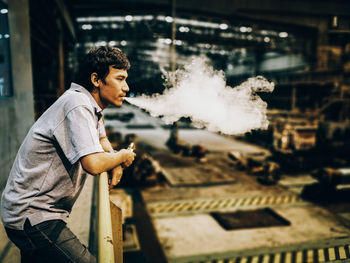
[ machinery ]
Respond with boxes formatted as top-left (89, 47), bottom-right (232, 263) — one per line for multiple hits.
top-left (311, 167), bottom-right (350, 188)
top-left (301, 167), bottom-right (350, 200)
top-left (271, 115), bottom-right (318, 154)
top-left (228, 150), bottom-right (281, 185)
top-left (316, 99), bottom-right (350, 163)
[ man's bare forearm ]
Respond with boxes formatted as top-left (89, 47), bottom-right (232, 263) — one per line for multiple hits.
top-left (100, 136), bottom-right (114, 152)
top-left (81, 150), bottom-right (134, 175)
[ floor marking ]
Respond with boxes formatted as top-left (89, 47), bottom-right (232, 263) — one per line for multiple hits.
top-left (284, 252), bottom-right (292, 263)
top-left (273, 253), bottom-right (281, 263)
top-left (263, 254), bottom-right (270, 263)
top-left (339, 246), bottom-right (347, 259)
top-left (148, 194), bottom-right (307, 216)
top-left (251, 255), bottom-right (259, 263)
top-left (329, 247), bottom-right (336, 261)
top-left (295, 251), bottom-right (302, 263)
top-left (318, 248), bottom-right (326, 262)
top-left (306, 249), bottom-right (313, 263)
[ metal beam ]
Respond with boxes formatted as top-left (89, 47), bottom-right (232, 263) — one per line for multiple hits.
top-left (55, 0), bottom-right (76, 40)
top-left (68, 0), bottom-right (350, 18)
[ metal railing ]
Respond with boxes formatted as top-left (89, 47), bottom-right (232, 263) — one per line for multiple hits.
top-left (98, 172), bottom-right (123, 263)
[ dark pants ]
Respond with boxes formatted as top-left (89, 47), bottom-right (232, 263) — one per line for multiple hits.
top-left (5, 219), bottom-right (96, 263)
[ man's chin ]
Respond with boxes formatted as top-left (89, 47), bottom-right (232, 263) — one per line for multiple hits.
top-left (113, 101), bottom-right (123, 107)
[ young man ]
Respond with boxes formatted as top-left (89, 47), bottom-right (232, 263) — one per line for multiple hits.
top-left (0, 46), bottom-right (135, 263)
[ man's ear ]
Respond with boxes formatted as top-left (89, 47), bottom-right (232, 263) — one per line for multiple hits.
top-left (90, 73), bottom-right (100, 88)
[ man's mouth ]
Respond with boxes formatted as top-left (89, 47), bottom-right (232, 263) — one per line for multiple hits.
top-left (119, 93), bottom-right (127, 100)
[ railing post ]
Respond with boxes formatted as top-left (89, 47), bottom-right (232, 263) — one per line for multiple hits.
top-left (98, 172), bottom-right (115, 263)
top-left (110, 201), bottom-right (123, 263)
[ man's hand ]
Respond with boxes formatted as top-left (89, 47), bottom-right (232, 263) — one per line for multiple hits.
top-left (109, 165), bottom-right (123, 190)
top-left (119, 149), bottom-right (136, 167)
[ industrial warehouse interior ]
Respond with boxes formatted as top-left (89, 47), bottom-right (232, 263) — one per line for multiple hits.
top-left (1, 0), bottom-right (350, 262)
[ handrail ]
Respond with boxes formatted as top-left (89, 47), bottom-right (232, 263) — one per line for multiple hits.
top-left (98, 172), bottom-right (115, 263)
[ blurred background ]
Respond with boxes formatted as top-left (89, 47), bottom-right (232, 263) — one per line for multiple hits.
top-left (1, 0), bottom-right (350, 262)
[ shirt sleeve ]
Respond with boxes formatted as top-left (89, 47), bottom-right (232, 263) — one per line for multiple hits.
top-left (53, 106), bottom-right (104, 164)
top-left (98, 116), bottom-right (107, 139)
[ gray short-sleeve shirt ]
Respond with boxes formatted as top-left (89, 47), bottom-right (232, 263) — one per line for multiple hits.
top-left (1, 83), bottom-right (106, 230)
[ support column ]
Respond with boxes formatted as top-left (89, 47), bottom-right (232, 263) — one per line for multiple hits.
top-left (0, 0), bottom-right (34, 189)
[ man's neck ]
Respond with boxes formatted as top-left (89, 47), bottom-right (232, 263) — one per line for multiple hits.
top-left (90, 89), bottom-right (106, 110)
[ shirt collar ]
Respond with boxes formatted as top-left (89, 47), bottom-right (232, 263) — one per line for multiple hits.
top-left (69, 83), bottom-right (103, 114)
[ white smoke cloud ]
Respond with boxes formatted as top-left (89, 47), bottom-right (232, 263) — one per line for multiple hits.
top-left (126, 56), bottom-right (274, 135)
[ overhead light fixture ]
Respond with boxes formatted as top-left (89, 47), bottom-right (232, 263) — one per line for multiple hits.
top-left (0, 9), bottom-right (8, 14)
top-left (125, 15), bottom-right (133, 22)
top-left (81, 24), bottom-right (92, 30)
top-left (240, 27), bottom-right (248, 33)
top-left (96, 41), bottom-right (107, 47)
top-left (219, 23), bottom-right (228, 30)
top-left (264, 37), bottom-right (270, 43)
top-left (165, 16), bottom-right (173, 23)
top-left (279, 32), bottom-right (288, 38)
top-left (179, 26), bottom-right (190, 33)
top-left (120, 40), bottom-right (127, 46)
top-left (332, 16), bottom-right (338, 28)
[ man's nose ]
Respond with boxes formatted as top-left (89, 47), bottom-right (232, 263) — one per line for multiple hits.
top-left (123, 82), bottom-right (129, 92)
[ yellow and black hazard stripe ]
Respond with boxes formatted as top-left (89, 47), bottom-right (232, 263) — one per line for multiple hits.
top-left (186, 244), bottom-right (350, 263)
top-left (148, 194), bottom-right (305, 215)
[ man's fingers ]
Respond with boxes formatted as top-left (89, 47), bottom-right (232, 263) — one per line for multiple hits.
top-left (109, 166), bottom-right (123, 190)
top-left (124, 161), bottom-right (132, 167)
top-left (124, 153), bottom-right (136, 167)
top-left (111, 173), bottom-right (118, 187)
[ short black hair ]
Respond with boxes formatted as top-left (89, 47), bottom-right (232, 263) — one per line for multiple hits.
top-left (77, 46), bottom-right (130, 92)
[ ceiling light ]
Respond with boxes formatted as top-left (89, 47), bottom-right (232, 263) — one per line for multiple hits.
top-left (125, 15), bottom-right (133, 22)
top-left (219, 23), bottom-right (228, 30)
top-left (240, 27), bottom-right (248, 33)
top-left (165, 16), bottom-right (173, 23)
top-left (82, 24), bottom-right (92, 30)
top-left (179, 26), bottom-right (190, 33)
top-left (279, 32), bottom-right (288, 38)
top-left (96, 41), bottom-right (107, 47)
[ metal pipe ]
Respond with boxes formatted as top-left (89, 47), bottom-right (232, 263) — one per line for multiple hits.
top-left (169, 0), bottom-right (179, 143)
top-left (98, 172), bottom-right (115, 263)
top-left (170, 0), bottom-right (176, 73)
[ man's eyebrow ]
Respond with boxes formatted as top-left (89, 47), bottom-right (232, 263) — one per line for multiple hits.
top-left (115, 73), bottom-right (128, 78)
